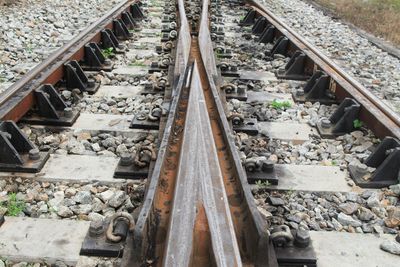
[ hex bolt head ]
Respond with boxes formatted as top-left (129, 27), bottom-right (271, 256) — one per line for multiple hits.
top-left (294, 228), bottom-right (310, 248)
top-left (296, 89), bottom-right (305, 96)
top-left (89, 220), bottom-right (104, 237)
top-left (261, 160), bottom-right (274, 173)
top-left (321, 118), bottom-right (332, 128)
top-left (64, 107), bottom-right (73, 118)
top-left (120, 153), bottom-right (132, 166)
top-left (29, 148), bottom-right (40, 160)
top-left (87, 79), bottom-right (95, 88)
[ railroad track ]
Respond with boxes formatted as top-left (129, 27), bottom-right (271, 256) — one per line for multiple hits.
top-left (0, 0), bottom-right (399, 266)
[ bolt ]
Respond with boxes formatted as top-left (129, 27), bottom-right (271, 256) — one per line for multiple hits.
top-left (29, 148), bottom-right (40, 160)
top-left (120, 153), bottom-right (132, 166)
top-left (231, 116), bottom-right (242, 126)
top-left (89, 220), bottom-right (104, 237)
top-left (87, 79), bottom-right (95, 88)
top-left (294, 227), bottom-right (310, 248)
top-left (261, 160), bottom-right (274, 173)
top-left (237, 85), bottom-right (246, 95)
top-left (356, 163), bottom-right (368, 173)
top-left (321, 118), bottom-right (332, 128)
top-left (296, 89), bottom-right (305, 96)
top-left (64, 107), bottom-right (73, 118)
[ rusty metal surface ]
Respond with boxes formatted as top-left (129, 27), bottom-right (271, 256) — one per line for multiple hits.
top-left (130, 0), bottom-right (277, 266)
top-left (246, 0), bottom-right (400, 140)
top-left (0, 0), bottom-right (133, 121)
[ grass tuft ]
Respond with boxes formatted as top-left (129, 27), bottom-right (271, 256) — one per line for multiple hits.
top-left (313, 0), bottom-right (400, 46)
top-left (270, 99), bottom-right (292, 110)
top-left (0, 193), bottom-right (26, 216)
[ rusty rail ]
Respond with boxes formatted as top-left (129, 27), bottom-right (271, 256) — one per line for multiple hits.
top-left (246, 0), bottom-right (400, 140)
top-left (130, 0), bottom-right (277, 266)
top-left (0, 0), bottom-right (135, 122)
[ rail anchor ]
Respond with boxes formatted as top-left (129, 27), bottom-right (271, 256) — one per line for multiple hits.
top-left (349, 137), bottom-right (400, 188)
top-left (0, 121), bottom-right (49, 172)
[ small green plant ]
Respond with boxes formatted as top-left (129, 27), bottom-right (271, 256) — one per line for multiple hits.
top-left (353, 119), bottom-right (363, 129)
top-left (0, 193), bottom-right (26, 216)
top-left (271, 99), bottom-right (292, 110)
top-left (331, 160), bottom-right (338, 166)
top-left (0, 75), bottom-right (6, 83)
top-left (102, 47), bottom-right (115, 59)
top-left (255, 180), bottom-right (271, 188)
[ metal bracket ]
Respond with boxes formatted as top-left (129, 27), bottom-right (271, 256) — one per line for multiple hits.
top-left (0, 121), bottom-right (49, 173)
top-left (122, 11), bottom-right (138, 30)
top-left (272, 227), bottom-right (317, 266)
top-left (81, 43), bottom-right (113, 71)
top-left (239, 10), bottom-right (257, 26)
top-left (252, 17), bottom-right (268, 35)
top-left (246, 160), bottom-right (278, 185)
top-left (114, 154), bottom-right (149, 179)
top-left (259, 25), bottom-right (276, 44)
top-left (131, 3), bottom-right (145, 20)
top-left (21, 85), bottom-right (80, 126)
top-left (317, 98), bottom-right (361, 138)
top-left (219, 63), bottom-right (240, 77)
top-left (232, 118), bottom-right (259, 135)
top-left (276, 50), bottom-right (311, 80)
top-left (349, 137), bottom-right (400, 188)
top-left (80, 219), bottom-right (129, 257)
top-left (100, 29), bottom-right (125, 53)
top-left (293, 71), bottom-right (337, 104)
top-left (269, 36), bottom-right (290, 57)
top-left (63, 60), bottom-right (100, 94)
top-left (113, 19), bottom-right (133, 40)
top-left (130, 118), bottom-right (160, 130)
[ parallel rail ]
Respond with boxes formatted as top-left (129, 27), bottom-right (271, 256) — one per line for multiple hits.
top-left (246, 0), bottom-right (400, 140)
top-left (0, 0), bottom-right (135, 122)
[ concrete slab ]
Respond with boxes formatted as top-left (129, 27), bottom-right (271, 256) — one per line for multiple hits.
top-left (94, 85), bottom-right (144, 98)
top-left (112, 66), bottom-right (148, 76)
top-left (246, 92), bottom-right (293, 104)
top-left (270, 164), bottom-right (351, 192)
top-left (0, 217), bottom-right (89, 265)
top-left (239, 70), bottom-right (277, 82)
top-left (72, 113), bottom-right (158, 137)
top-left (310, 231), bottom-right (399, 267)
top-left (39, 154), bottom-right (120, 182)
top-left (126, 49), bottom-right (157, 60)
top-left (258, 121), bottom-right (315, 144)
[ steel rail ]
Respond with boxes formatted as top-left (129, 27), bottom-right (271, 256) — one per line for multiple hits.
top-left (130, 0), bottom-right (278, 266)
top-left (0, 0), bottom-right (135, 121)
top-left (246, 0), bottom-right (400, 139)
top-left (130, 1), bottom-right (193, 264)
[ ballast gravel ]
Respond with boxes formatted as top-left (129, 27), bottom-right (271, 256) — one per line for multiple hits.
top-left (261, 0), bottom-right (400, 111)
top-left (0, 0), bottom-right (124, 93)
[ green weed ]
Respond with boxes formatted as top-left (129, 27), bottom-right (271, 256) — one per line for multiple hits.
top-left (0, 193), bottom-right (26, 216)
top-left (255, 180), bottom-right (271, 188)
top-left (271, 99), bottom-right (292, 110)
top-left (353, 119), bottom-right (363, 129)
top-left (102, 47), bottom-right (115, 59)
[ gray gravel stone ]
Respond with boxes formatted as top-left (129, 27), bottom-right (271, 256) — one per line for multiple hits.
top-left (380, 240), bottom-right (400, 255)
